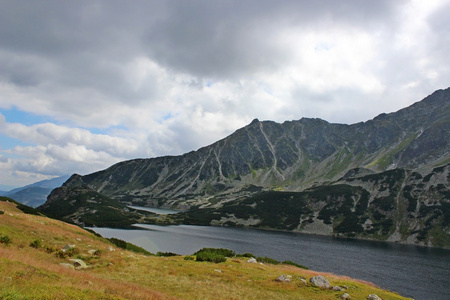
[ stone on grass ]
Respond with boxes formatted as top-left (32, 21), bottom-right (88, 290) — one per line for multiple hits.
top-left (333, 286), bottom-right (344, 291)
top-left (62, 244), bottom-right (75, 252)
top-left (68, 258), bottom-right (88, 270)
top-left (367, 294), bottom-right (382, 300)
top-left (341, 293), bottom-right (351, 299)
top-left (309, 275), bottom-right (331, 288)
top-left (59, 263), bottom-right (75, 270)
top-left (275, 275), bottom-right (292, 282)
top-left (247, 257), bottom-right (257, 263)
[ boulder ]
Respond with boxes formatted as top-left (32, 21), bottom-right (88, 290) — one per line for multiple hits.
top-left (367, 295), bottom-right (382, 300)
top-left (68, 258), bottom-right (88, 270)
top-left (247, 257), bottom-right (257, 263)
top-left (309, 275), bottom-right (331, 288)
top-left (275, 275), bottom-right (292, 282)
top-left (341, 293), bottom-right (351, 299)
top-left (62, 244), bottom-right (75, 252)
top-left (88, 249), bottom-right (99, 255)
top-left (59, 263), bottom-right (74, 270)
top-left (333, 286), bottom-right (344, 291)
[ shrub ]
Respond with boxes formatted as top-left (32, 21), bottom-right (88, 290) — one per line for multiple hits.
top-left (55, 250), bottom-right (67, 258)
top-left (156, 251), bottom-right (179, 257)
top-left (108, 237), bottom-right (127, 249)
top-left (282, 260), bottom-right (308, 269)
top-left (184, 256), bottom-right (195, 261)
top-left (29, 239), bottom-right (41, 248)
top-left (65, 247), bottom-right (80, 257)
top-left (194, 248), bottom-right (235, 263)
top-left (236, 252), bottom-right (255, 258)
top-left (0, 234), bottom-right (11, 245)
top-left (45, 246), bottom-right (57, 253)
top-left (107, 237), bottom-right (152, 255)
top-left (256, 256), bottom-right (280, 264)
top-left (0, 210), bottom-right (4, 215)
top-left (194, 248), bottom-right (235, 257)
top-left (196, 252), bottom-right (227, 263)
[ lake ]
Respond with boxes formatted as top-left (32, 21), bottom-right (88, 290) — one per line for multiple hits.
top-left (89, 209), bottom-right (450, 300)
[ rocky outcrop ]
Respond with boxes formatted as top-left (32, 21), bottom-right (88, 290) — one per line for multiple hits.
top-left (309, 275), bottom-right (331, 288)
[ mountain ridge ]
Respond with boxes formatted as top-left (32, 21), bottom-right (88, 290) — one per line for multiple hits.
top-left (40, 88), bottom-right (450, 248)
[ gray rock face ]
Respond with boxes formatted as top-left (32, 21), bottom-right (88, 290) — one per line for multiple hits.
top-left (309, 275), bottom-right (331, 288)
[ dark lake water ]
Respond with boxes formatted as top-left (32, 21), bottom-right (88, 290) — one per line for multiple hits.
top-left (89, 211), bottom-right (450, 300)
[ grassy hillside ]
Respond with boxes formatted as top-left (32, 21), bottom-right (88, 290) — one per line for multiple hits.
top-left (1, 198), bottom-right (410, 299)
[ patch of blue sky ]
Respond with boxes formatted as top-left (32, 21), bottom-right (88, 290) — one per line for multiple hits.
top-left (0, 107), bottom-right (59, 126)
top-left (0, 134), bottom-right (32, 151)
top-left (87, 124), bottom-right (129, 136)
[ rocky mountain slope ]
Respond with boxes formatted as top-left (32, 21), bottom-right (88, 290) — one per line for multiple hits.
top-left (168, 164), bottom-right (449, 248)
top-left (40, 88), bottom-right (450, 247)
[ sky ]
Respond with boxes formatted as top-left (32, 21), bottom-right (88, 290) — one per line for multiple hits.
top-left (0, 0), bottom-right (449, 190)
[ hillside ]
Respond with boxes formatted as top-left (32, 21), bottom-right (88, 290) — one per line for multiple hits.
top-left (1, 175), bottom-right (70, 208)
top-left (1, 197), bottom-right (410, 299)
top-left (40, 88), bottom-right (450, 248)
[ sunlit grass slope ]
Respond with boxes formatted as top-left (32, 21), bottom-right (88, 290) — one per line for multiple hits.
top-left (1, 198), bottom-right (411, 299)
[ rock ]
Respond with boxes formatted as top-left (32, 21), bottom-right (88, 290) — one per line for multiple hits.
top-left (341, 293), bottom-right (351, 299)
top-left (247, 257), bottom-right (257, 263)
top-left (333, 286), bottom-right (344, 291)
top-left (214, 269), bottom-right (222, 273)
top-left (88, 249), bottom-right (98, 255)
top-left (275, 275), bottom-right (292, 282)
top-left (300, 278), bottom-right (307, 284)
top-left (367, 295), bottom-right (382, 300)
top-left (62, 244), bottom-right (75, 252)
top-left (309, 275), bottom-right (331, 288)
top-left (59, 263), bottom-right (75, 270)
top-left (68, 258), bottom-right (88, 270)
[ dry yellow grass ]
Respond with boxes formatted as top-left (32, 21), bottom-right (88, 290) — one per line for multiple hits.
top-left (0, 201), bottom-right (411, 299)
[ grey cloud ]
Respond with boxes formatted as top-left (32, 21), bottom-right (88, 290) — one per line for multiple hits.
top-left (143, 0), bottom-right (403, 78)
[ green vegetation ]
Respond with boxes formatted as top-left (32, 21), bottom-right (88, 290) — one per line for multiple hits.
top-left (194, 248), bottom-right (235, 263)
top-left (156, 251), bottom-right (179, 257)
top-left (29, 239), bottom-right (42, 248)
top-left (256, 256), bottom-right (280, 264)
top-left (282, 260), bottom-right (309, 269)
top-left (0, 234), bottom-right (11, 245)
top-left (108, 237), bottom-right (152, 255)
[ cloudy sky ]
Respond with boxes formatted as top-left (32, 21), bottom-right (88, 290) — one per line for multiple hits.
top-left (0, 0), bottom-right (449, 190)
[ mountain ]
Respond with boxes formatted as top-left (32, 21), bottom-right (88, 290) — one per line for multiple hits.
top-left (2, 175), bottom-right (70, 207)
top-left (40, 88), bottom-right (450, 248)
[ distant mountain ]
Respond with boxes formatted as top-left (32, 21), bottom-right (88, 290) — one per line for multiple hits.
top-left (4, 175), bottom-right (70, 207)
top-left (40, 88), bottom-right (450, 248)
